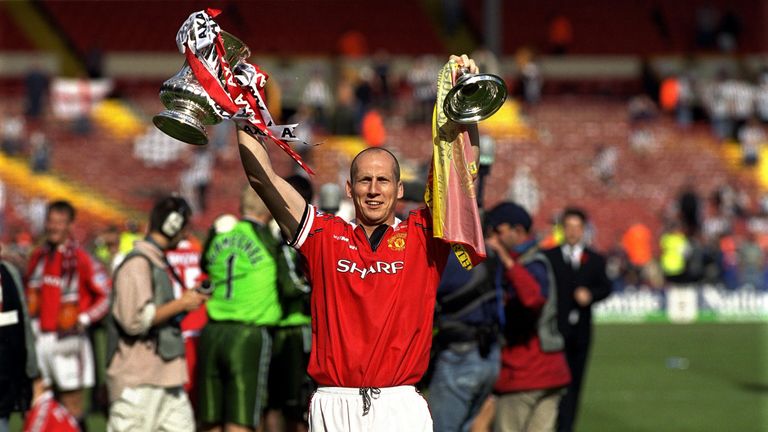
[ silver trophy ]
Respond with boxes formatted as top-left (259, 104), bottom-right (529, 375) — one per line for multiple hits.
top-left (443, 68), bottom-right (508, 124)
top-left (153, 32), bottom-right (250, 145)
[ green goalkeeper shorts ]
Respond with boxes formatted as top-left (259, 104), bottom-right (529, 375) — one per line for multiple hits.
top-left (268, 324), bottom-right (314, 420)
top-left (197, 321), bottom-right (272, 428)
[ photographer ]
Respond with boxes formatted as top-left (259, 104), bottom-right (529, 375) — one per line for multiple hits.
top-left (106, 196), bottom-right (208, 431)
top-left (487, 202), bottom-right (571, 432)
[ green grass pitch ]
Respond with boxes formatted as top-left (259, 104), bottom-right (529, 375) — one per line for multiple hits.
top-left (578, 322), bottom-right (768, 432)
top-left (9, 323), bottom-right (766, 431)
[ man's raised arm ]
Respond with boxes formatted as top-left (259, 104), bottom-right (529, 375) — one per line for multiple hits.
top-left (237, 128), bottom-right (306, 241)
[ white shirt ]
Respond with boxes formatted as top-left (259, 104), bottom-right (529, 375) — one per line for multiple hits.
top-left (562, 243), bottom-right (585, 269)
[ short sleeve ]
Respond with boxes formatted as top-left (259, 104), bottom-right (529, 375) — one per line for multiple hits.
top-left (289, 203), bottom-right (315, 249)
top-left (290, 204), bottom-right (348, 256)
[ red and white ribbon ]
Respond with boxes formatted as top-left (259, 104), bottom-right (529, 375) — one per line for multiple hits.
top-left (178, 8), bottom-right (315, 175)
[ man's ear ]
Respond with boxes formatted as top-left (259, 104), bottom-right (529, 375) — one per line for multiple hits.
top-left (397, 181), bottom-right (404, 200)
top-left (345, 180), bottom-right (353, 199)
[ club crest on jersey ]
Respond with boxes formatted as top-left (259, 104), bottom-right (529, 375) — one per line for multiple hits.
top-left (387, 232), bottom-right (407, 251)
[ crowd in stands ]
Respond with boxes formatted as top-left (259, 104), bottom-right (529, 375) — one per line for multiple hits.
top-left (5, 47), bottom-right (768, 295)
top-left (582, 154), bottom-right (768, 292)
top-left (613, 58), bottom-right (768, 290)
top-left (2, 2), bottom-right (768, 288)
top-left (656, 64), bottom-right (768, 164)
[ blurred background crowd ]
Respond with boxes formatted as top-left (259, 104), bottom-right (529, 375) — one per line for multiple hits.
top-left (2, 0), bottom-right (768, 293)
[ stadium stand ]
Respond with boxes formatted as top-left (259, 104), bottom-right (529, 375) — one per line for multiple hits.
top-left (0, 0), bottom-right (765, 272)
top-left (0, 7), bottom-right (34, 51)
top-left (463, 0), bottom-right (763, 55)
top-left (39, 0), bottom-right (445, 55)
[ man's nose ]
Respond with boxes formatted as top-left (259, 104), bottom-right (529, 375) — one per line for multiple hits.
top-left (367, 180), bottom-right (381, 195)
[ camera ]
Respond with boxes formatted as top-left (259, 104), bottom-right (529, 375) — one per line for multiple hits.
top-left (196, 279), bottom-right (215, 295)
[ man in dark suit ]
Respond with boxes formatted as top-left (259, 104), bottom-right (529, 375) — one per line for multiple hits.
top-left (0, 246), bottom-right (39, 431)
top-left (543, 208), bottom-right (611, 432)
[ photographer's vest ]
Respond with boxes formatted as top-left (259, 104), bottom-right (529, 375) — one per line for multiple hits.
top-left (518, 248), bottom-right (564, 352)
top-left (106, 251), bottom-right (184, 365)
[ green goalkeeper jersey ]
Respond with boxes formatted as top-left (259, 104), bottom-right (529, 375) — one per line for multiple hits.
top-left (202, 219), bottom-right (282, 325)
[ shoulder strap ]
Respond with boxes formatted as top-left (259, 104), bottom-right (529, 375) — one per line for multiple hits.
top-left (518, 247), bottom-right (541, 266)
top-left (437, 258), bottom-right (499, 321)
top-left (114, 250), bottom-right (177, 292)
top-left (107, 251), bottom-right (157, 366)
top-left (522, 250), bottom-right (565, 352)
top-left (114, 250), bottom-right (152, 278)
top-left (110, 250), bottom-right (156, 337)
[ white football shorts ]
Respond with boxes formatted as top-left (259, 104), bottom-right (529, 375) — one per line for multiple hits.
top-left (309, 385), bottom-right (432, 432)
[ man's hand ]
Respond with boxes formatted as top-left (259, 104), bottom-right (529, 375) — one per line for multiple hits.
top-left (76, 313), bottom-right (90, 333)
top-left (574, 286), bottom-right (593, 306)
top-left (152, 288), bottom-right (209, 326)
top-left (32, 377), bottom-right (47, 402)
top-left (450, 54), bottom-right (479, 74)
top-left (179, 289), bottom-right (208, 312)
top-left (487, 233), bottom-right (514, 269)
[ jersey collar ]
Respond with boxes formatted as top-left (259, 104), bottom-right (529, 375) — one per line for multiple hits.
top-left (349, 216), bottom-right (402, 229)
top-left (350, 217), bottom-right (402, 252)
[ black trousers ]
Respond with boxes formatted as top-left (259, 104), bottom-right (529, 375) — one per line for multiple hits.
top-left (557, 341), bottom-right (590, 432)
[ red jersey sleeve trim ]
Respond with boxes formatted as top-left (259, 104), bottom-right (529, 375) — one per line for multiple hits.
top-left (290, 203), bottom-right (315, 249)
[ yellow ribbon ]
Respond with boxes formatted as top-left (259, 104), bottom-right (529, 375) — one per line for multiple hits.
top-left (425, 59), bottom-right (482, 270)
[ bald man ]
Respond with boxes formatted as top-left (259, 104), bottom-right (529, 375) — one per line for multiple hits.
top-left (236, 55), bottom-right (481, 431)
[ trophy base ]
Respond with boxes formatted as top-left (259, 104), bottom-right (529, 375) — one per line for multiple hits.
top-left (153, 109), bottom-right (209, 146)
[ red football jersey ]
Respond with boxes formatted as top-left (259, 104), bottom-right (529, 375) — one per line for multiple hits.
top-left (165, 239), bottom-right (206, 397)
top-left (165, 239), bottom-right (207, 335)
top-left (23, 391), bottom-right (80, 432)
top-left (293, 205), bottom-right (450, 387)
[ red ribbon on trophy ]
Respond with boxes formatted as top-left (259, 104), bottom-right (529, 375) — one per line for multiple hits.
top-left (179, 8), bottom-right (315, 175)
